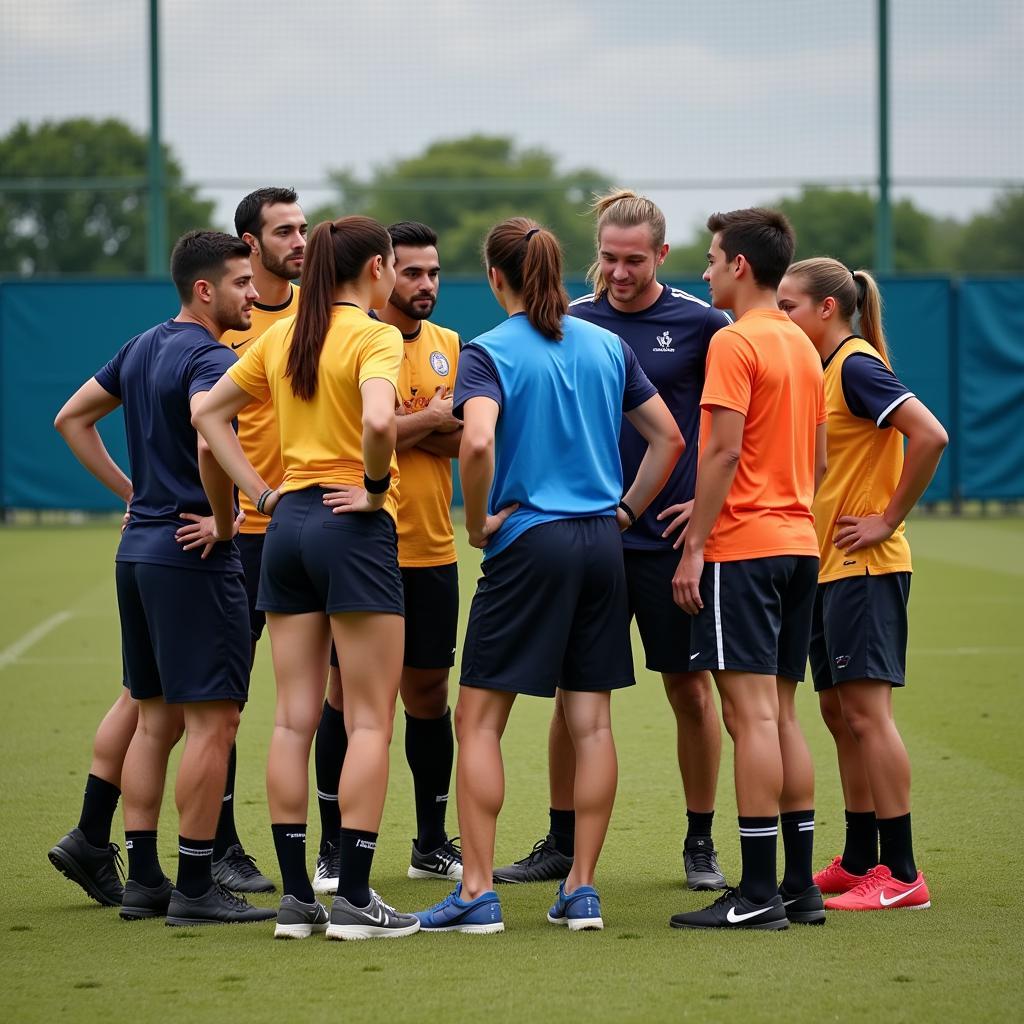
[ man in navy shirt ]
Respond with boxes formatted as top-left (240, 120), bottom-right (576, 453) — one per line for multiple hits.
top-left (53, 231), bottom-right (275, 926)
top-left (494, 191), bottom-right (732, 890)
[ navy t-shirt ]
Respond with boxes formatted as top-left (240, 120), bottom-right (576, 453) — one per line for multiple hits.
top-left (569, 285), bottom-right (731, 549)
top-left (94, 319), bottom-right (241, 573)
top-left (840, 352), bottom-right (915, 427)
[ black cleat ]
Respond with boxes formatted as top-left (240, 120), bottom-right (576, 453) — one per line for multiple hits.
top-left (492, 834), bottom-right (573, 884)
top-left (120, 877), bottom-right (173, 920)
top-left (670, 888), bottom-right (789, 931)
top-left (408, 836), bottom-right (463, 880)
top-left (48, 829), bottom-right (124, 906)
top-left (683, 835), bottom-right (728, 891)
top-left (211, 844), bottom-right (275, 894)
top-left (312, 841), bottom-right (340, 895)
top-left (165, 883), bottom-right (278, 926)
top-left (779, 883), bottom-right (826, 925)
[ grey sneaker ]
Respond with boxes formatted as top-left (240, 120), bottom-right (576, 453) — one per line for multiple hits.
top-left (683, 836), bottom-right (728, 891)
top-left (408, 836), bottom-right (463, 880)
top-left (493, 835), bottom-right (572, 884)
top-left (120, 876), bottom-right (173, 920)
top-left (274, 895), bottom-right (329, 939)
top-left (166, 883), bottom-right (278, 926)
top-left (326, 889), bottom-right (421, 940)
top-left (312, 842), bottom-right (340, 894)
top-left (212, 844), bottom-right (276, 894)
top-left (48, 829), bottom-right (124, 906)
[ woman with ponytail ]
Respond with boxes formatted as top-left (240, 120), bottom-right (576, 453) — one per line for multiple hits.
top-left (777, 258), bottom-right (948, 912)
top-left (414, 217), bottom-right (683, 935)
top-left (193, 216), bottom-right (422, 940)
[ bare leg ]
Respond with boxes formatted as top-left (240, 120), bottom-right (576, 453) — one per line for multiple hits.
top-left (89, 689), bottom-right (139, 787)
top-left (663, 670), bottom-right (720, 814)
top-left (121, 698), bottom-right (184, 831)
top-left (548, 692), bottom-right (576, 810)
top-left (819, 688), bottom-right (873, 812)
top-left (777, 679), bottom-right (813, 813)
top-left (176, 701), bottom-right (241, 838)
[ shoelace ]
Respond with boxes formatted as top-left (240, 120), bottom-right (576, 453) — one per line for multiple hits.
top-left (709, 887), bottom-right (740, 908)
top-left (688, 847), bottom-right (719, 873)
top-left (320, 844), bottom-right (341, 873)
top-left (216, 882), bottom-right (251, 910)
top-left (842, 866), bottom-right (886, 897)
top-left (442, 836), bottom-right (462, 858)
top-left (369, 889), bottom-right (398, 916)
top-left (107, 843), bottom-right (126, 882)
top-left (517, 837), bottom-right (554, 866)
top-left (224, 848), bottom-right (263, 879)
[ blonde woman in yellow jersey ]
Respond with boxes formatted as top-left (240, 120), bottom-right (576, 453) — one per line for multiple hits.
top-left (194, 216), bottom-right (421, 940)
top-left (778, 259), bottom-right (948, 912)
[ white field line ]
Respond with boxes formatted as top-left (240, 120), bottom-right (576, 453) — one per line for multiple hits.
top-left (0, 611), bottom-right (74, 671)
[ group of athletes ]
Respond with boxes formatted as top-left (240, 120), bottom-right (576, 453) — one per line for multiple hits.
top-left (47, 184), bottom-right (947, 938)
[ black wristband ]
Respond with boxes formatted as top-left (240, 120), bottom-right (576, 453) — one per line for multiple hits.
top-left (256, 488), bottom-right (273, 515)
top-left (364, 471), bottom-right (391, 495)
top-left (617, 499), bottom-right (637, 527)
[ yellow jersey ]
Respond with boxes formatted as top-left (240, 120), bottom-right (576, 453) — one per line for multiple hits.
top-left (813, 336), bottom-right (913, 583)
top-left (219, 286), bottom-right (298, 534)
top-left (393, 318), bottom-right (461, 567)
top-left (228, 303), bottom-right (404, 524)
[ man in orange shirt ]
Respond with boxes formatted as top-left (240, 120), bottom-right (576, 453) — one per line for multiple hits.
top-left (669, 209), bottom-right (827, 932)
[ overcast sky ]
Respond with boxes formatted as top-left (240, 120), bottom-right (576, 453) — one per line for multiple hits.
top-left (2, 0), bottom-right (1021, 241)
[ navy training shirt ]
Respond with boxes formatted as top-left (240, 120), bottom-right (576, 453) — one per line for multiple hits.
top-left (569, 285), bottom-right (731, 550)
top-left (94, 319), bottom-right (241, 573)
top-left (840, 352), bottom-right (915, 427)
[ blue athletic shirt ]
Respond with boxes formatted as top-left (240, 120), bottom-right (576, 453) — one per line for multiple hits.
top-left (569, 285), bottom-right (731, 550)
top-left (94, 319), bottom-right (242, 573)
top-left (454, 312), bottom-right (656, 559)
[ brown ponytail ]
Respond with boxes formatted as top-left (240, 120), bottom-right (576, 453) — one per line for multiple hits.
top-left (287, 216), bottom-right (393, 400)
top-left (787, 257), bottom-right (891, 366)
top-left (483, 217), bottom-right (568, 341)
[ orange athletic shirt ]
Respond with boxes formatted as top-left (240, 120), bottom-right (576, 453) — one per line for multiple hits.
top-left (218, 286), bottom-right (298, 534)
top-left (700, 308), bottom-right (826, 561)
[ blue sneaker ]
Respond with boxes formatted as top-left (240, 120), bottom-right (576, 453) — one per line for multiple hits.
top-left (415, 882), bottom-right (504, 934)
top-left (547, 881), bottom-right (604, 931)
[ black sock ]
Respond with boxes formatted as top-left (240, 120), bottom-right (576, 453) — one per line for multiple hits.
top-left (549, 808), bottom-right (575, 857)
top-left (780, 809), bottom-right (815, 893)
top-left (77, 774), bottom-right (120, 848)
top-left (738, 816), bottom-right (778, 904)
top-left (314, 701), bottom-right (347, 853)
top-left (272, 823), bottom-right (314, 903)
top-left (841, 810), bottom-right (879, 875)
top-left (125, 830), bottom-right (162, 887)
top-left (176, 836), bottom-right (214, 898)
top-left (405, 709), bottom-right (453, 853)
top-left (685, 809), bottom-right (715, 841)
top-left (212, 743), bottom-right (241, 861)
top-left (337, 827), bottom-right (377, 907)
top-left (878, 813), bottom-right (917, 883)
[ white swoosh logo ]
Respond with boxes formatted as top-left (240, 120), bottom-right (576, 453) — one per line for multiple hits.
top-left (879, 883), bottom-right (924, 906)
top-left (726, 905), bottom-right (773, 923)
top-left (365, 903), bottom-right (386, 924)
top-left (781, 898), bottom-right (798, 907)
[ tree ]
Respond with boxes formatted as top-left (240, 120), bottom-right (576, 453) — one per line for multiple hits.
top-left (0, 118), bottom-right (215, 275)
top-left (955, 190), bottom-right (1024, 272)
top-left (310, 136), bottom-right (610, 276)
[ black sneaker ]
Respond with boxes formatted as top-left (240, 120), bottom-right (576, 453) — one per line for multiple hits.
top-left (779, 883), bottom-right (826, 925)
top-left (211, 844), bottom-right (275, 894)
top-left (120, 877), bottom-right (173, 921)
top-left (48, 829), bottom-right (124, 906)
top-left (312, 841), bottom-right (340, 895)
top-left (166, 883), bottom-right (278, 926)
top-left (274, 895), bottom-right (329, 940)
top-left (326, 889), bottom-right (420, 940)
top-left (492, 834), bottom-right (573, 884)
top-left (683, 835), bottom-right (728, 891)
top-left (670, 888), bottom-right (789, 931)
top-left (408, 836), bottom-right (463, 880)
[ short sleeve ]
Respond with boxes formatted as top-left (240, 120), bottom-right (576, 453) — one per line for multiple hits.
top-left (841, 354), bottom-right (914, 427)
top-left (701, 308), bottom-right (733, 354)
top-left (453, 345), bottom-right (502, 420)
top-left (700, 327), bottom-right (756, 416)
top-left (228, 333), bottom-right (271, 402)
top-left (358, 323), bottom-right (403, 391)
top-left (94, 339), bottom-right (132, 398)
top-left (620, 338), bottom-right (657, 411)
top-left (188, 342), bottom-right (236, 400)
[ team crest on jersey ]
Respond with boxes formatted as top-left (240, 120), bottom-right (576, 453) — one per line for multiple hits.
top-left (429, 351), bottom-right (450, 376)
top-left (654, 331), bottom-right (674, 352)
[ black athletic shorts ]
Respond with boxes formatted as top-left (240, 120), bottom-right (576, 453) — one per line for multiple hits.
top-left (624, 547), bottom-right (695, 674)
top-left (236, 533), bottom-right (266, 643)
top-left (460, 516), bottom-right (635, 698)
top-left (809, 572), bottom-right (911, 692)
top-left (115, 561), bottom-right (250, 704)
top-left (689, 556), bottom-right (819, 681)
top-left (258, 487), bottom-right (404, 617)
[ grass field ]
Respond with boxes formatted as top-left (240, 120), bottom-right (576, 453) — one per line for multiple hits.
top-left (2, 516), bottom-right (1022, 1023)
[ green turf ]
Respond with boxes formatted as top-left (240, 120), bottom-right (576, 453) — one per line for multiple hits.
top-left (1, 517), bottom-right (1021, 1022)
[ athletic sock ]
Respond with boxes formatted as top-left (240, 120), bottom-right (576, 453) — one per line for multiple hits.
top-left (314, 701), bottom-right (347, 853)
top-left (337, 827), bottom-right (377, 907)
top-left (737, 816), bottom-right (779, 904)
top-left (685, 809), bottom-right (715, 841)
top-left (176, 836), bottom-right (215, 898)
top-left (271, 823), bottom-right (314, 903)
top-left (77, 774), bottom-right (121, 848)
top-left (125, 830), bottom-right (162, 887)
top-left (549, 808), bottom-right (575, 858)
top-left (212, 743), bottom-right (241, 860)
top-left (841, 810), bottom-right (879, 875)
top-left (780, 809), bottom-right (815, 893)
top-left (877, 812), bottom-right (917, 883)
top-left (405, 709), bottom-right (453, 853)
